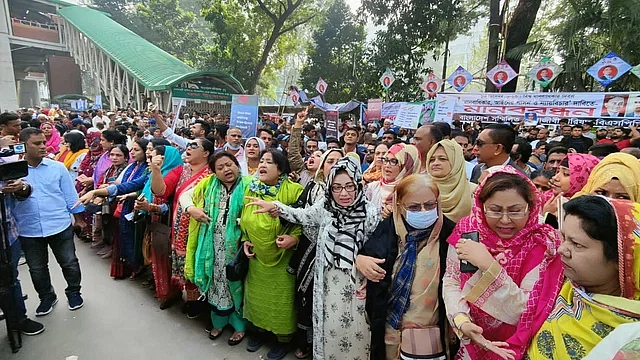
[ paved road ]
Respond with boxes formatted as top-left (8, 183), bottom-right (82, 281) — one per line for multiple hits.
top-left (0, 238), bottom-right (297, 359)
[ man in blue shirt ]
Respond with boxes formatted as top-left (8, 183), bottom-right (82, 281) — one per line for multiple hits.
top-left (12, 128), bottom-right (87, 317)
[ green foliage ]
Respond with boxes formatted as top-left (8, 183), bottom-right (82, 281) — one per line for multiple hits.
top-left (201, 0), bottom-right (321, 95)
top-left (361, 0), bottom-right (483, 101)
top-left (543, 0), bottom-right (640, 91)
top-left (91, 0), bottom-right (207, 68)
top-left (299, 0), bottom-right (367, 103)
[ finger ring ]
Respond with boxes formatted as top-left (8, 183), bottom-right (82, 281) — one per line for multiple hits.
top-left (482, 342), bottom-right (488, 349)
top-left (461, 239), bottom-right (466, 244)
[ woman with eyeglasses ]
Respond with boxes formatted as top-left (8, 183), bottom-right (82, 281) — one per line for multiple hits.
top-left (247, 156), bottom-right (380, 360)
top-left (365, 143), bottom-right (421, 211)
top-left (149, 138), bottom-right (213, 314)
top-left (426, 139), bottom-right (476, 223)
top-left (356, 174), bottom-right (457, 360)
top-left (362, 142), bottom-right (389, 184)
top-left (443, 167), bottom-right (563, 360)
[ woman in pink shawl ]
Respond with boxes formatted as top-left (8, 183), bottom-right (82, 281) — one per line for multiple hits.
top-left (40, 121), bottom-right (62, 156)
top-left (443, 166), bottom-right (564, 360)
top-left (540, 153), bottom-right (600, 215)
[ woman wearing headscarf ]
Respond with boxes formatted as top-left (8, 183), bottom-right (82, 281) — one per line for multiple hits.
top-left (527, 196), bottom-right (640, 359)
top-left (358, 174), bottom-right (457, 360)
top-left (55, 131), bottom-right (88, 181)
top-left (443, 167), bottom-right (564, 360)
top-left (181, 151), bottom-right (251, 345)
top-left (426, 139), bottom-right (476, 223)
top-left (366, 143), bottom-right (421, 210)
top-left (541, 153), bottom-right (600, 216)
top-left (248, 156), bottom-right (381, 360)
top-left (240, 149), bottom-right (303, 359)
top-left (243, 137), bottom-right (266, 176)
top-left (40, 121), bottom-right (62, 156)
top-left (75, 131), bottom-right (104, 241)
top-left (572, 152), bottom-right (640, 201)
top-left (150, 138), bottom-right (213, 314)
top-left (362, 142), bottom-right (389, 184)
top-left (287, 148), bottom-right (344, 358)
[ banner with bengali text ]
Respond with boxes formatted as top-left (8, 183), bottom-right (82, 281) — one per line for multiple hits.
top-left (435, 92), bottom-right (640, 126)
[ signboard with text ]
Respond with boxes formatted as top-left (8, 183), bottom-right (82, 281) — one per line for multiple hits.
top-left (435, 92), bottom-right (640, 125)
top-left (230, 95), bottom-right (258, 138)
top-left (325, 110), bottom-right (339, 139)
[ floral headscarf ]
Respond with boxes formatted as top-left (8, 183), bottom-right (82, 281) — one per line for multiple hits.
top-left (563, 153), bottom-right (601, 197)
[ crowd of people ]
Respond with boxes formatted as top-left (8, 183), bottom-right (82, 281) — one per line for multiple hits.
top-left (1, 105), bottom-right (640, 360)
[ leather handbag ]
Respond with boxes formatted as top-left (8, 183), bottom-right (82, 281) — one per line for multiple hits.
top-left (148, 222), bottom-right (171, 256)
top-left (226, 246), bottom-right (249, 282)
top-left (400, 327), bottom-right (446, 360)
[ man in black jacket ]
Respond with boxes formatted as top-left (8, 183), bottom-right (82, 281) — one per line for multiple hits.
top-left (560, 125), bottom-right (593, 153)
top-left (470, 124), bottom-right (525, 183)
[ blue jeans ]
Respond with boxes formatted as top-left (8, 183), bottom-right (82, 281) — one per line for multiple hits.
top-left (20, 226), bottom-right (82, 301)
top-left (10, 239), bottom-right (27, 321)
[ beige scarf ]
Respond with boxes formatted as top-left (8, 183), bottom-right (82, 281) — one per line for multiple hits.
top-left (425, 140), bottom-right (473, 222)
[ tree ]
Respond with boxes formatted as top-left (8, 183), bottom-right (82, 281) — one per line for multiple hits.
top-left (300, 0), bottom-right (366, 103)
top-left (134, 0), bottom-right (208, 67)
top-left (361, 0), bottom-right (482, 101)
top-left (91, 0), bottom-right (208, 68)
top-left (546, 0), bottom-right (640, 91)
top-left (201, 0), bottom-right (320, 95)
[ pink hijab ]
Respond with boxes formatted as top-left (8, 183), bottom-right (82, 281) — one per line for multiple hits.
top-left (564, 153), bottom-right (600, 197)
top-left (40, 122), bottom-right (62, 155)
top-left (447, 166), bottom-right (563, 359)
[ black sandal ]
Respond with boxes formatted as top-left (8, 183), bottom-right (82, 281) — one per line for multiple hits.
top-left (228, 331), bottom-right (245, 346)
top-left (209, 328), bottom-right (224, 340)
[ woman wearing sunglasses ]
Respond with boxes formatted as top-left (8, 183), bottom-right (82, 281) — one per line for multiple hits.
top-left (443, 167), bottom-right (563, 360)
top-left (365, 143), bottom-right (421, 211)
top-left (149, 138), bottom-right (214, 314)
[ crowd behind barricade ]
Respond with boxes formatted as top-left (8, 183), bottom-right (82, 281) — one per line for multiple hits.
top-left (1, 105), bottom-right (640, 360)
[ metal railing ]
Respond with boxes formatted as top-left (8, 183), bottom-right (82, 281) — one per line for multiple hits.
top-left (11, 18), bottom-right (58, 31)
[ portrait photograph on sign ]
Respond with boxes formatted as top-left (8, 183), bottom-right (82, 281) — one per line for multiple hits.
top-left (446, 66), bottom-right (474, 92)
top-left (587, 51), bottom-right (632, 87)
top-left (626, 94), bottom-right (640, 118)
top-left (527, 57), bottom-right (562, 88)
top-left (486, 60), bottom-right (518, 89)
top-left (602, 94), bottom-right (628, 117)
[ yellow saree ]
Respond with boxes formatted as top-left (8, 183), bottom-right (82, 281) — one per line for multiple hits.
top-left (527, 200), bottom-right (640, 359)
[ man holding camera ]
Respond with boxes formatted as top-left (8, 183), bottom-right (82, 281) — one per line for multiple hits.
top-left (11, 128), bottom-right (87, 317)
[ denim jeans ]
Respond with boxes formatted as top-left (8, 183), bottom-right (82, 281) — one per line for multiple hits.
top-left (10, 239), bottom-right (27, 321)
top-left (20, 226), bottom-right (82, 301)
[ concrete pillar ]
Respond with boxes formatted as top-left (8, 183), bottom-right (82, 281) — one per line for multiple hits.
top-left (0, 0), bottom-right (18, 111)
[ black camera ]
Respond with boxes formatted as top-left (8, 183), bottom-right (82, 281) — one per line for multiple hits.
top-left (0, 161), bottom-right (28, 182)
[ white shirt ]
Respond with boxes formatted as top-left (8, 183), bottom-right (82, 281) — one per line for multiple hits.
top-left (92, 115), bottom-right (110, 128)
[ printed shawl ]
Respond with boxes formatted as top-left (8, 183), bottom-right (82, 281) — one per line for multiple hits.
top-left (447, 166), bottom-right (564, 359)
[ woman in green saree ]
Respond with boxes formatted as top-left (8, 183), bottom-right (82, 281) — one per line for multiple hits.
top-left (182, 151), bottom-right (250, 345)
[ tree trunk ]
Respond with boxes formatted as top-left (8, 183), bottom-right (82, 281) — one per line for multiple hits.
top-left (485, 0), bottom-right (501, 92)
top-left (248, 22), bottom-right (283, 94)
top-left (501, 0), bottom-right (543, 92)
top-left (441, 34), bottom-right (450, 92)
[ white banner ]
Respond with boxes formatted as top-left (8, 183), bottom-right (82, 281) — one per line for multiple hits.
top-left (435, 92), bottom-right (640, 126)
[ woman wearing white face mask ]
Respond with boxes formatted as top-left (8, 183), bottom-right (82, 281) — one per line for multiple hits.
top-left (357, 174), bottom-right (457, 360)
